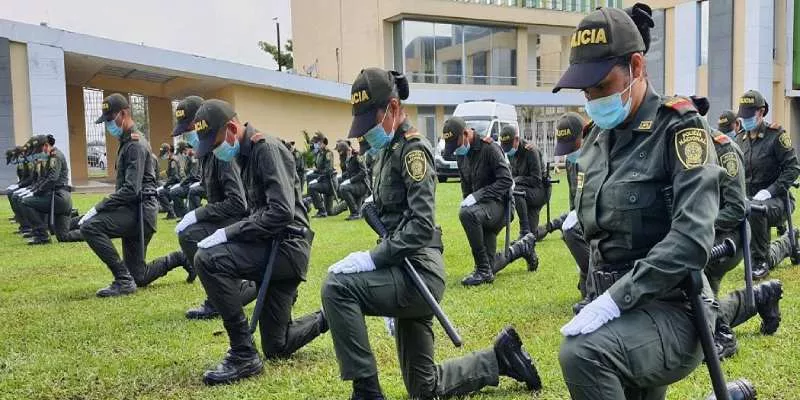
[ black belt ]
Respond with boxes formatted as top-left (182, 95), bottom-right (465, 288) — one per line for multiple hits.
top-left (592, 262), bottom-right (633, 296)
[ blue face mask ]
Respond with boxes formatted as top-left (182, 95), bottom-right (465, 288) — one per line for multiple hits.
top-left (213, 136), bottom-right (240, 162)
top-left (105, 118), bottom-right (123, 138)
top-left (505, 147), bottom-right (517, 158)
top-left (160, 154), bottom-right (168, 160)
top-left (363, 105), bottom-right (395, 155)
top-left (184, 130), bottom-right (199, 148)
top-left (741, 116), bottom-right (758, 132)
top-left (584, 66), bottom-right (636, 130)
top-left (312, 143), bottom-right (321, 153)
top-left (454, 143), bottom-right (470, 156)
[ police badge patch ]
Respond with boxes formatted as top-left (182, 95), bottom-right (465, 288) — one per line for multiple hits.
top-left (779, 131), bottom-right (792, 149)
top-left (675, 128), bottom-right (709, 169)
top-left (405, 150), bottom-right (427, 182)
top-left (719, 152), bottom-right (739, 177)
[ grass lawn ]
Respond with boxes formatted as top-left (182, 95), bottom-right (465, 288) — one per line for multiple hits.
top-left (1, 176), bottom-right (799, 399)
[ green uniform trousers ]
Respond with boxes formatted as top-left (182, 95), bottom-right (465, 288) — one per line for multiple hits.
top-left (21, 190), bottom-right (72, 240)
top-left (321, 248), bottom-right (500, 399)
top-left (559, 300), bottom-right (704, 400)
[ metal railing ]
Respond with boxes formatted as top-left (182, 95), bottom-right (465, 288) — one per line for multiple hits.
top-left (528, 68), bottom-right (567, 88)
top-left (445, 0), bottom-right (620, 13)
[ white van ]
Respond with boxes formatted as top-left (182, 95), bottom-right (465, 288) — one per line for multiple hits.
top-left (435, 101), bottom-right (519, 182)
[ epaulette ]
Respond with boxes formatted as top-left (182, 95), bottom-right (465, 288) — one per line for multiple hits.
top-left (130, 133), bottom-right (141, 141)
top-left (250, 132), bottom-right (266, 143)
top-left (404, 131), bottom-right (422, 141)
top-left (766, 122), bottom-right (783, 132)
top-left (661, 96), bottom-right (697, 115)
top-left (481, 136), bottom-right (493, 144)
top-left (713, 133), bottom-right (730, 145)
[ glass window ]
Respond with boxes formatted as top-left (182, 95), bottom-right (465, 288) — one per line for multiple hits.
top-left (466, 120), bottom-right (491, 137)
top-left (698, 0), bottom-right (708, 65)
top-left (490, 121), bottom-right (500, 140)
top-left (403, 21), bottom-right (436, 83)
top-left (489, 27), bottom-right (517, 85)
top-left (434, 23), bottom-right (463, 84)
top-left (417, 106), bottom-right (437, 144)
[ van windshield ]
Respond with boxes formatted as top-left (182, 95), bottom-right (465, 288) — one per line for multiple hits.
top-left (466, 120), bottom-right (490, 137)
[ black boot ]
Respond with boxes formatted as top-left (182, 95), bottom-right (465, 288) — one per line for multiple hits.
top-left (313, 211), bottom-right (328, 218)
top-left (755, 279), bottom-right (782, 335)
top-left (203, 317), bottom-right (263, 385)
top-left (351, 375), bottom-right (385, 400)
top-left (751, 260), bottom-right (770, 280)
top-left (167, 251), bottom-right (195, 283)
top-left (494, 326), bottom-right (542, 391)
top-left (164, 210), bottom-right (176, 220)
top-left (27, 235), bottom-right (51, 245)
top-left (714, 323), bottom-right (738, 360)
top-left (96, 279), bottom-right (137, 297)
top-left (493, 233), bottom-right (538, 273)
top-left (345, 212), bottom-right (362, 221)
top-left (302, 196), bottom-right (313, 212)
top-left (329, 200), bottom-right (348, 217)
top-left (462, 249), bottom-right (494, 286)
top-left (704, 379), bottom-right (757, 400)
top-left (186, 299), bottom-right (220, 320)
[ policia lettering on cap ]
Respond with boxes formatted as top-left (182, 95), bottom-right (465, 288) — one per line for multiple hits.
top-left (321, 67), bottom-right (541, 400)
top-left (553, 7), bottom-right (722, 399)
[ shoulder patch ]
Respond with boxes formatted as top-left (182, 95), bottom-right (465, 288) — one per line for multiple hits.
top-left (481, 136), bottom-right (493, 144)
top-left (779, 131), bottom-right (792, 149)
top-left (662, 97), bottom-right (697, 115)
top-left (769, 122), bottom-right (782, 130)
top-left (250, 132), bottom-right (265, 143)
top-left (404, 149), bottom-right (427, 182)
top-left (674, 128), bottom-right (709, 169)
top-left (713, 134), bottom-right (730, 145)
top-left (404, 131), bottom-right (422, 141)
top-left (719, 152), bottom-right (739, 178)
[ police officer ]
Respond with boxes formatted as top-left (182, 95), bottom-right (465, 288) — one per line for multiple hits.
top-left (157, 143), bottom-right (183, 219)
top-left (18, 135), bottom-right (72, 244)
top-left (322, 67), bottom-right (540, 400)
top-left (171, 140), bottom-right (201, 218)
top-left (187, 180), bottom-right (206, 210)
top-left (734, 90), bottom-right (800, 279)
top-left (689, 95), bottom-right (784, 360)
top-left (308, 132), bottom-right (336, 217)
top-left (442, 116), bottom-right (513, 286)
top-left (336, 140), bottom-right (369, 220)
top-left (80, 93), bottom-right (188, 297)
top-left (166, 96), bottom-right (255, 320)
top-left (287, 140), bottom-right (306, 192)
top-left (717, 110), bottom-right (738, 139)
top-left (9, 143), bottom-right (41, 234)
top-left (192, 99), bottom-right (326, 385)
top-left (553, 8), bottom-right (723, 398)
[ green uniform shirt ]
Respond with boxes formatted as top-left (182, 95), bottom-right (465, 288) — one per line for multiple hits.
top-left (576, 88), bottom-right (720, 311)
top-left (565, 150), bottom-right (580, 210)
top-left (33, 147), bottom-right (69, 195)
top-left (342, 153), bottom-right (368, 184)
top-left (313, 147), bottom-right (335, 181)
top-left (734, 121), bottom-right (800, 197)
top-left (179, 153), bottom-right (201, 187)
top-left (711, 131), bottom-right (746, 233)
top-left (164, 155), bottom-right (183, 186)
top-left (369, 121), bottom-right (439, 274)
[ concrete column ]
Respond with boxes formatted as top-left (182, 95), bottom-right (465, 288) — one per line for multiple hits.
top-left (673, 1), bottom-right (698, 96)
top-left (646, 9), bottom-right (666, 95)
top-left (66, 85), bottom-right (88, 185)
top-left (0, 38), bottom-right (14, 187)
top-left (707, 0), bottom-right (734, 123)
top-left (9, 41), bottom-right (30, 147)
top-left (743, 0), bottom-right (774, 103)
top-left (148, 96), bottom-right (174, 179)
top-left (26, 43), bottom-right (71, 183)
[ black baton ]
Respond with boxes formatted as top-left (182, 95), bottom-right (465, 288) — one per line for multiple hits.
top-left (48, 190), bottom-right (55, 234)
top-left (362, 201), bottom-right (463, 347)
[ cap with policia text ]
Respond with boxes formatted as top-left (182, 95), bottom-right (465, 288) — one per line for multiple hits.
top-left (193, 99), bottom-right (237, 158)
top-left (173, 96), bottom-right (205, 136)
top-left (718, 110), bottom-right (736, 133)
top-left (555, 112), bottom-right (585, 156)
top-left (95, 93), bottom-right (129, 124)
top-left (349, 68), bottom-right (408, 138)
top-left (498, 125), bottom-right (518, 153)
top-left (442, 117), bottom-right (467, 156)
top-left (737, 90), bottom-right (768, 119)
top-left (553, 7), bottom-right (645, 93)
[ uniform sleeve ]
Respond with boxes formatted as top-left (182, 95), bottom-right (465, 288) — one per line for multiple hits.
top-left (224, 142), bottom-right (294, 241)
top-left (180, 157), bottom-right (200, 186)
top-left (567, 160), bottom-right (579, 211)
top-left (370, 141), bottom-right (436, 267)
top-left (767, 129), bottom-right (800, 196)
top-left (165, 159), bottom-right (181, 186)
top-left (195, 159), bottom-right (247, 222)
top-left (608, 115), bottom-right (720, 312)
top-left (472, 144), bottom-right (513, 203)
top-left (715, 147), bottom-right (747, 232)
top-left (514, 149), bottom-right (543, 188)
top-left (34, 155), bottom-right (62, 194)
top-left (97, 144), bottom-right (146, 212)
top-left (351, 157), bottom-right (367, 184)
top-left (458, 158), bottom-right (470, 198)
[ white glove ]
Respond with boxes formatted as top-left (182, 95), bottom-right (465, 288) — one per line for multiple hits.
top-left (460, 194), bottom-right (477, 208)
top-left (158, 185), bottom-right (165, 191)
top-left (190, 182), bottom-right (201, 188)
top-left (78, 207), bottom-right (98, 226)
top-left (22, 191), bottom-right (33, 198)
top-left (198, 228), bottom-right (228, 249)
top-left (562, 210), bottom-right (579, 231)
top-left (328, 251), bottom-right (376, 274)
top-left (305, 170), bottom-right (314, 177)
top-left (753, 189), bottom-right (772, 201)
top-left (7, 184), bottom-right (19, 191)
top-left (13, 187), bottom-right (27, 195)
top-left (309, 179), bottom-right (319, 186)
top-left (384, 317), bottom-right (396, 337)
top-left (560, 292), bottom-right (621, 336)
top-left (170, 183), bottom-right (181, 190)
top-left (341, 179), bottom-right (351, 186)
top-left (175, 210), bottom-right (197, 234)
top-left (364, 195), bottom-right (373, 204)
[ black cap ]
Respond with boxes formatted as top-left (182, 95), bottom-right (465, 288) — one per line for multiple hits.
top-left (159, 143), bottom-right (172, 156)
top-left (335, 140), bottom-right (351, 153)
top-left (357, 135), bottom-right (371, 154)
top-left (442, 117), bottom-right (467, 157)
top-left (173, 96), bottom-right (205, 136)
top-left (554, 7), bottom-right (645, 93)
top-left (718, 110), bottom-right (736, 133)
top-left (498, 125), bottom-right (518, 153)
top-left (193, 99), bottom-right (237, 158)
top-left (312, 132), bottom-right (328, 145)
top-left (26, 135), bottom-right (48, 155)
top-left (555, 112), bottom-right (585, 156)
top-left (737, 90), bottom-right (768, 119)
top-left (349, 68), bottom-right (407, 138)
top-left (95, 93), bottom-right (129, 124)
top-left (176, 140), bottom-right (190, 153)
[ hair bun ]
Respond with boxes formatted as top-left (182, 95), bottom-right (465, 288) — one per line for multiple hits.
top-left (390, 71), bottom-right (409, 100)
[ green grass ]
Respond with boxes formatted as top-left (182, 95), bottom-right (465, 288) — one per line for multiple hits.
top-left (1, 176), bottom-right (799, 400)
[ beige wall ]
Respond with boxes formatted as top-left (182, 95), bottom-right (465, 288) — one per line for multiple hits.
top-left (66, 85), bottom-right (88, 185)
top-left (148, 97), bottom-right (174, 179)
top-left (9, 42), bottom-right (31, 145)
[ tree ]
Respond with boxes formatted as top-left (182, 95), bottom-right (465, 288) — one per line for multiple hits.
top-left (258, 39), bottom-right (293, 71)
